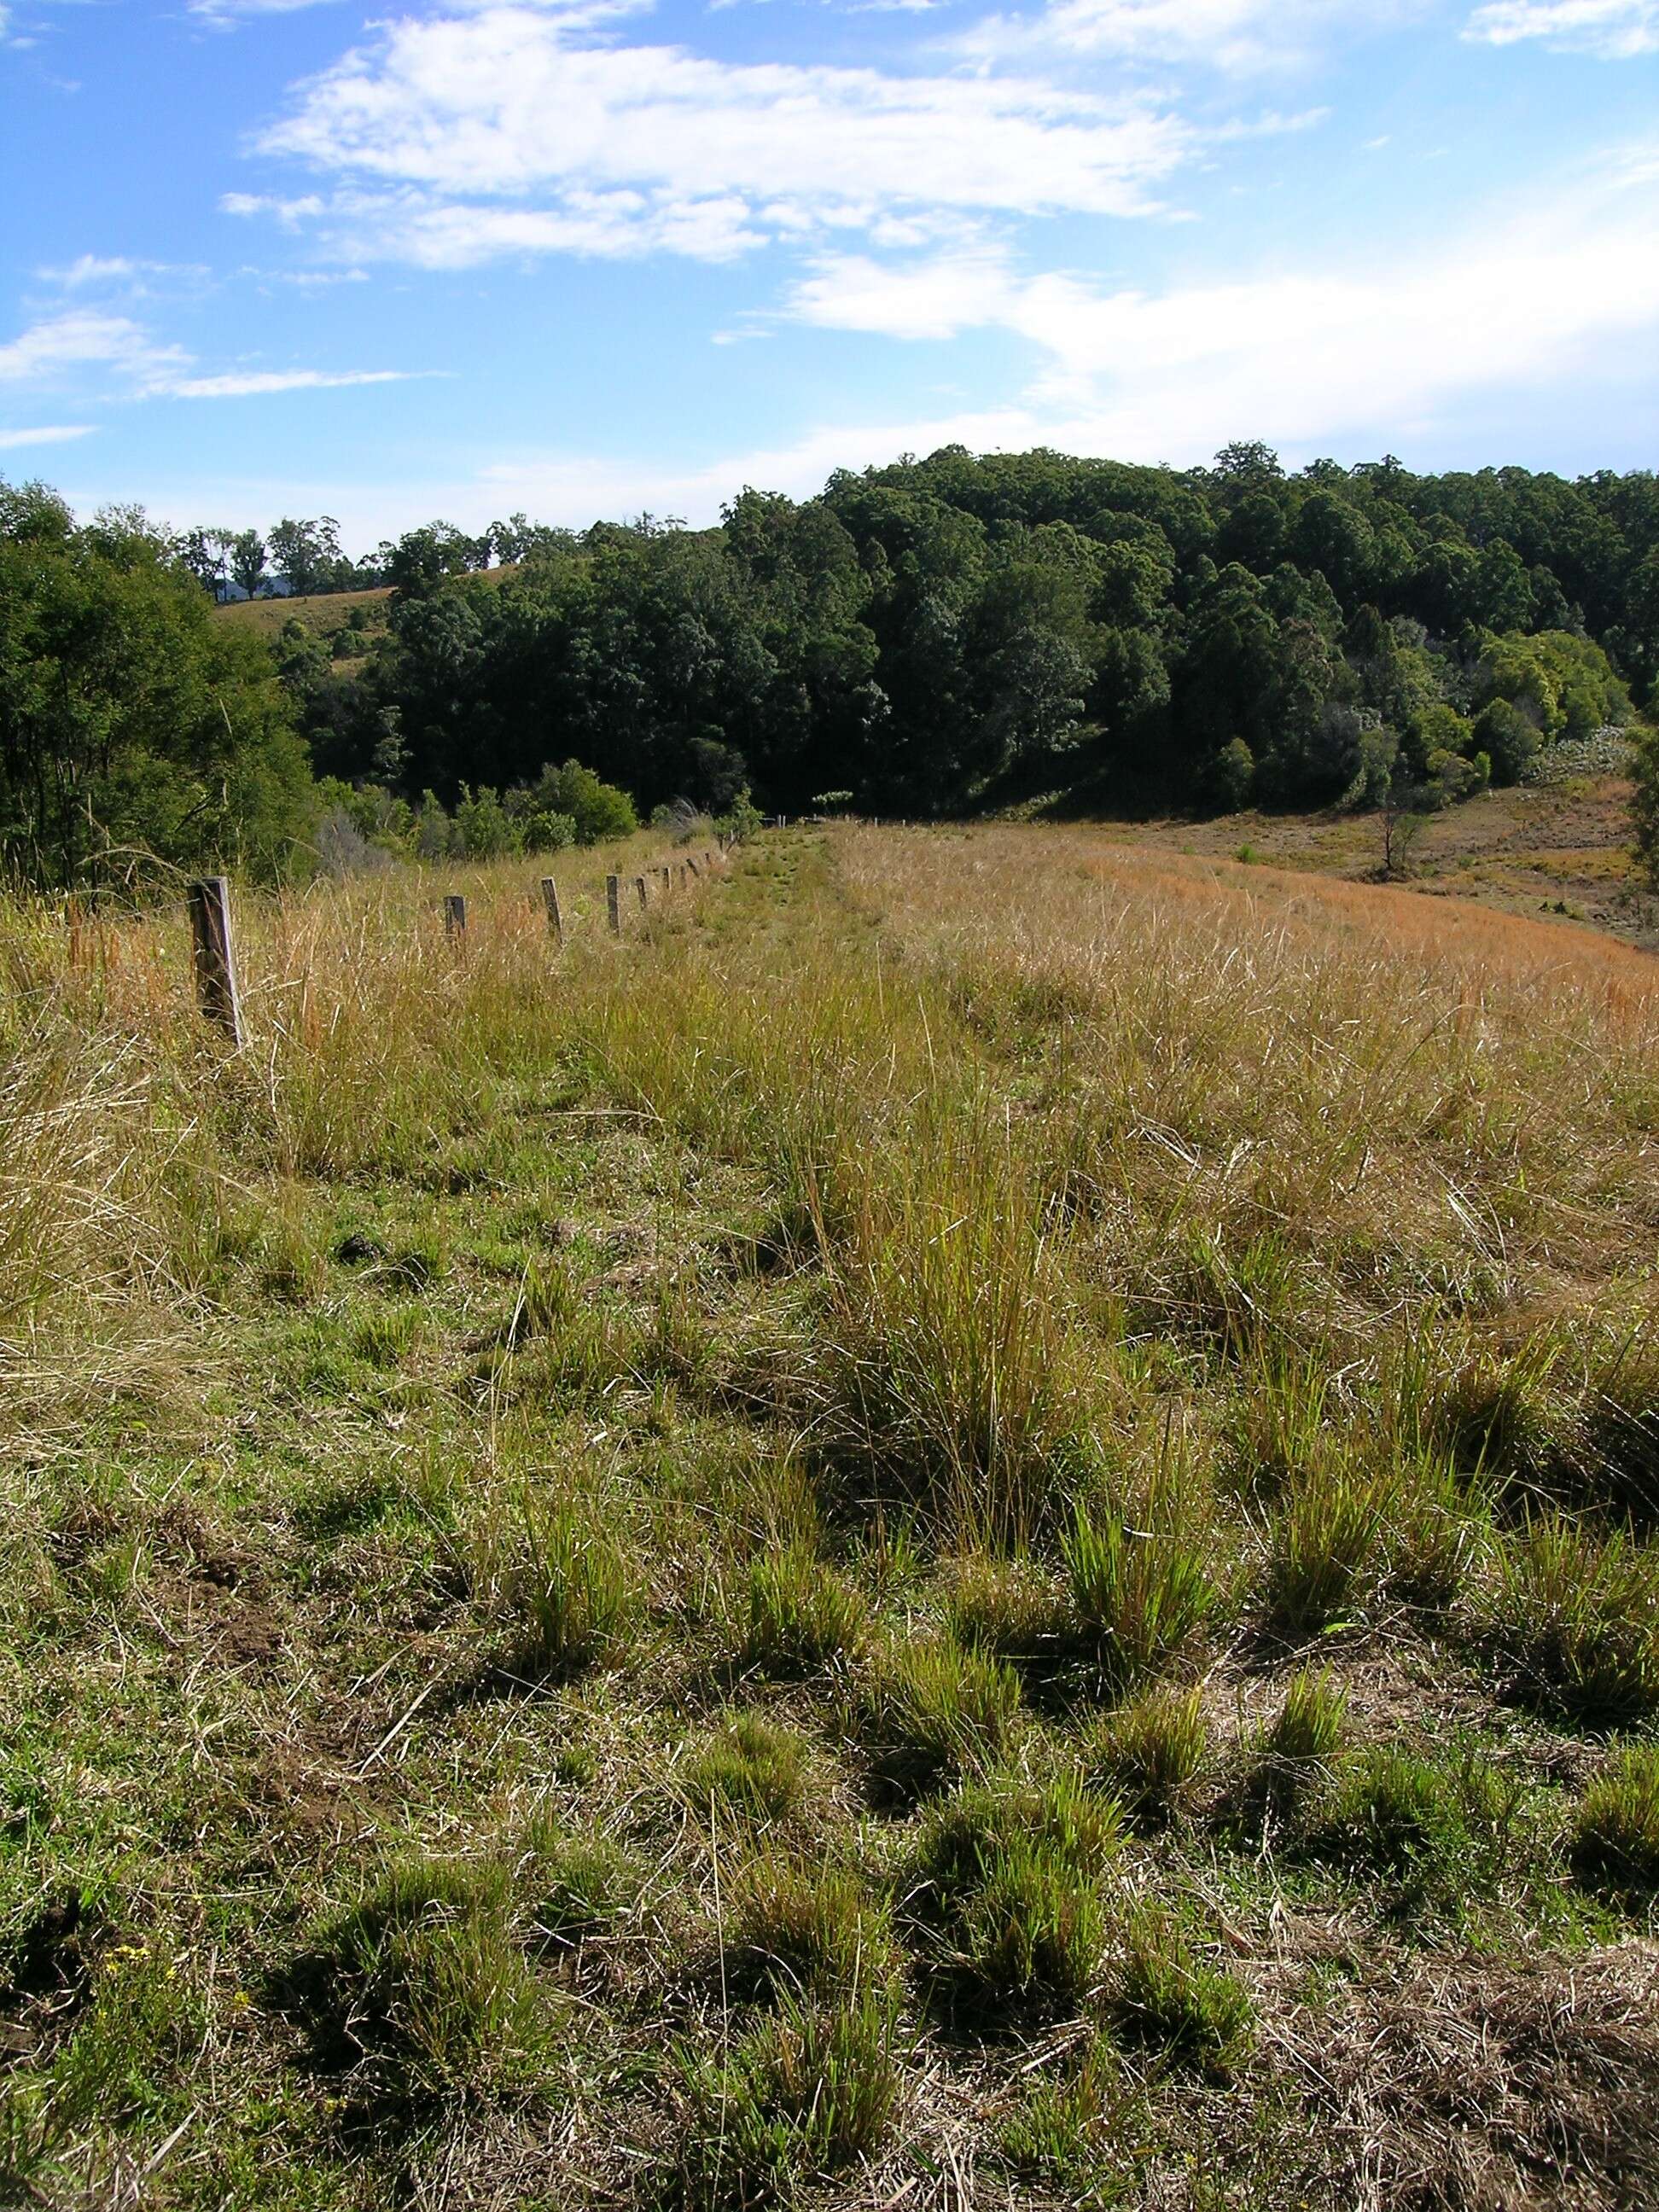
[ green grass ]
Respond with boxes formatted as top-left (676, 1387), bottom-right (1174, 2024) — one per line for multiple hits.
top-left (5, 825), bottom-right (1658, 2208)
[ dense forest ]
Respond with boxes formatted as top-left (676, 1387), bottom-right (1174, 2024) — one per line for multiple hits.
top-left (4, 446), bottom-right (1657, 888)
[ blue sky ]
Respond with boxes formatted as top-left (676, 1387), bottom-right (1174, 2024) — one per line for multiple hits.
top-left (3, 0), bottom-right (1657, 548)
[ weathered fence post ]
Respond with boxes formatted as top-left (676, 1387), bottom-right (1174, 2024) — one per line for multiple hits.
top-left (540, 876), bottom-right (563, 945)
top-left (686, 854), bottom-right (701, 881)
top-left (188, 876), bottom-right (243, 1046)
top-left (445, 893), bottom-right (467, 944)
top-left (635, 874), bottom-right (649, 911)
top-left (659, 864), bottom-right (672, 896)
top-left (606, 873), bottom-right (621, 934)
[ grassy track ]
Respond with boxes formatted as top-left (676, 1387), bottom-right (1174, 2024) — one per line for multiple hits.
top-left (3, 826), bottom-right (1658, 2209)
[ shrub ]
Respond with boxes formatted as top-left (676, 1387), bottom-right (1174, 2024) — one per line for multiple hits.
top-left (1111, 1903), bottom-right (1253, 2069)
top-left (856, 1635), bottom-right (1022, 1802)
top-left (684, 1712), bottom-right (809, 1826)
top-left (530, 758), bottom-right (637, 845)
top-left (1062, 1504), bottom-right (1221, 1692)
top-left (742, 1543), bottom-right (868, 1677)
top-left (1086, 1685), bottom-right (1208, 1824)
top-left (1266, 1473), bottom-right (1381, 1636)
top-left (1572, 1742), bottom-right (1659, 1895)
top-left (908, 1776), bottom-right (1122, 2022)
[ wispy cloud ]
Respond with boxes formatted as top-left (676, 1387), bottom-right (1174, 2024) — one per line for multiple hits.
top-left (1464, 0), bottom-right (1659, 55)
top-left (958, 0), bottom-right (1417, 73)
top-left (0, 308), bottom-right (422, 405)
top-left (0, 422), bottom-right (97, 449)
top-left (165, 367), bottom-right (421, 397)
top-left (244, 1), bottom-right (1198, 268)
top-left (778, 146), bottom-right (1659, 449)
top-left (189, 0), bottom-right (346, 26)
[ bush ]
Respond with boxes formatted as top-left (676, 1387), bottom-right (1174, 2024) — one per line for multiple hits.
top-left (530, 759), bottom-right (637, 845)
top-left (1473, 696), bottom-right (1540, 785)
top-left (1572, 1742), bottom-right (1659, 1895)
top-left (856, 1634), bottom-right (1022, 1802)
top-left (1062, 1504), bottom-right (1221, 1693)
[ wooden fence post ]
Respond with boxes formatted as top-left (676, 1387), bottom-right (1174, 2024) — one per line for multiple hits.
top-left (445, 893), bottom-right (467, 943)
top-left (540, 876), bottom-right (563, 945)
top-left (606, 873), bottom-right (621, 934)
top-left (188, 876), bottom-right (243, 1046)
top-left (658, 864), bottom-right (671, 895)
top-left (686, 854), bottom-right (701, 881)
top-left (635, 874), bottom-right (649, 910)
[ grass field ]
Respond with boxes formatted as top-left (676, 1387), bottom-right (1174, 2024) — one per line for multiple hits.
top-left (3, 824), bottom-right (1657, 2209)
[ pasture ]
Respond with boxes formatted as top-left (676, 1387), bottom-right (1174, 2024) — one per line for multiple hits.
top-left (3, 824), bottom-right (1656, 2210)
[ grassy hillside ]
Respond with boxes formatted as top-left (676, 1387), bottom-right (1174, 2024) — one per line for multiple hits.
top-left (4, 828), bottom-right (1656, 2209)
top-left (1109, 769), bottom-right (1657, 953)
top-left (214, 584), bottom-right (395, 643)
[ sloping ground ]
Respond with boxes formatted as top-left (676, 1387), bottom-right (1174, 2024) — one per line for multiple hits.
top-left (3, 829), bottom-right (1657, 2210)
top-left (1102, 774), bottom-right (1657, 954)
top-left (214, 583), bottom-right (395, 641)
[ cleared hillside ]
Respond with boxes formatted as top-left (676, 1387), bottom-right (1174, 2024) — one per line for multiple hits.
top-left (8, 824), bottom-right (1655, 2209)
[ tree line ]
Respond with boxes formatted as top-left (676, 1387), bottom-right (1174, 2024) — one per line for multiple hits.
top-left (3, 445), bottom-right (1656, 893)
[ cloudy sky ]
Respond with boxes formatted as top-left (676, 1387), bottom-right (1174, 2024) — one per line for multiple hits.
top-left (3, 0), bottom-right (1657, 544)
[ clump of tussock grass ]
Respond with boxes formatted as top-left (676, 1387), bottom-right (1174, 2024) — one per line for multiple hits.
top-left (1084, 1684), bottom-right (1208, 1825)
top-left (1484, 1513), bottom-right (1659, 1726)
top-left (1307, 1741), bottom-right (1527, 1916)
top-left (1265, 1470), bottom-right (1384, 1637)
top-left (905, 1775), bottom-right (1122, 2023)
top-left (1109, 1901), bottom-right (1253, 2070)
top-left (1164, 1225), bottom-right (1313, 1368)
top-left (1264, 1667), bottom-right (1348, 1767)
top-left (517, 1819), bottom-right (642, 1949)
top-left (997, 2032), bottom-right (1126, 2186)
top-left (672, 1982), bottom-right (902, 2209)
top-left (296, 1854), bottom-right (543, 2109)
top-left (854, 1633), bottom-right (1022, 1802)
top-left (1572, 1742), bottom-right (1659, 1895)
top-left (488, 1493), bottom-right (640, 1678)
top-left (944, 1551), bottom-right (1065, 1660)
top-left (740, 1541), bottom-right (868, 1678)
top-left (723, 1855), bottom-right (897, 2004)
top-left (1062, 1499), bottom-right (1223, 1695)
top-left (808, 1119), bottom-right (1093, 1546)
top-left (683, 1711), bottom-right (810, 1826)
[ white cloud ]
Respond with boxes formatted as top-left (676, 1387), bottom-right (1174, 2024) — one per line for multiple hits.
top-left (0, 423), bottom-right (97, 449)
top-left (779, 148), bottom-right (1659, 451)
top-left (248, 2), bottom-right (1196, 267)
top-left (163, 367), bottom-right (420, 398)
top-left (959, 0), bottom-right (1413, 72)
top-left (220, 191), bottom-right (327, 226)
top-left (0, 308), bottom-right (422, 406)
top-left (1464, 0), bottom-right (1659, 55)
top-left (189, 0), bottom-right (346, 23)
top-left (0, 311), bottom-right (188, 386)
